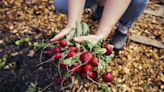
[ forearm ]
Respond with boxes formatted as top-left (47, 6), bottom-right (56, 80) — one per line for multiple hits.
top-left (96, 0), bottom-right (131, 38)
top-left (67, 0), bottom-right (86, 27)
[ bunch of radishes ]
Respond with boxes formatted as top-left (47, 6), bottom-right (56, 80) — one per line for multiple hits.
top-left (38, 22), bottom-right (114, 90)
top-left (40, 39), bottom-right (114, 83)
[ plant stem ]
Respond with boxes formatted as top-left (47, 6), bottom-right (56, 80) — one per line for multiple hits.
top-left (69, 60), bottom-right (88, 73)
top-left (60, 84), bottom-right (73, 91)
top-left (42, 82), bottom-right (54, 91)
top-left (37, 56), bottom-right (54, 67)
top-left (39, 43), bottom-right (53, 63)
top-left (87, 76), bottom-right (109, 89)
top-left (58, 51), bottom-right (69, 78)
top-left (60, 60), bottom-right (89, 88)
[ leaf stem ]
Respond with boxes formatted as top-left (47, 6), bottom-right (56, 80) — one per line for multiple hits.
top-left (87, 76), bottom-right (109, 89)
top-left (42, 82), bottom-right (54, 91)
top-left (39, 43), bottom-right (53, 63)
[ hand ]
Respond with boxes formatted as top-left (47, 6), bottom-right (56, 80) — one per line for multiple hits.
top-left (73, 34), bottom-right (104, 43)
top-left (50, 27), bottom-right (73, 42)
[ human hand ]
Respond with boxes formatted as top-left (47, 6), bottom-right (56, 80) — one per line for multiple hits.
top-left (73, 34), bottom-right (104, 43)
top-left (50, 27), bottom-right (73, 42)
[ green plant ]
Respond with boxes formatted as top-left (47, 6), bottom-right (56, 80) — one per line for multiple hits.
top-left (26, 83), bottom-right (37, 92)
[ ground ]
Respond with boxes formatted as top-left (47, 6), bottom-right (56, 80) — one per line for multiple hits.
top-left (0, 0), bottom-right (163, 92)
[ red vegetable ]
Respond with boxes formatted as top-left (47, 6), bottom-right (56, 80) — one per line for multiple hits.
top-left (67, 51), bottom-right (76, 58)
top-left (44, 50), bottom-right (52, 56)
top-left (59, 39), bottom-right (67, 47)
top-left (69, 46), bottom-right (76, 51)
top-left (90, 57), bottom-right (99, 67)
top-left (83, 64), bottom-right (92, 72)
top-left (53, 46), bottom-right (60, 53)
top-left (60, 63), bottom-right (66, 70)
top-left (88, 71), bottom-right (98, 80)
top-left (103, 44), bottom-right (113, 55)
top-left (54, 53), bottom-right (62, 60)
top-left (102, 72), bottom-right (112, 82)
top-left (54, 75), bottom-right (62, 84)
top-left (80, 72), bottom-right (87, 79)
top-left (77, 48), bottom-right (81, 53)
top-left (80, 52), bottom-right (94, 63)
top-left (70, 63), bottom-right (82, 73)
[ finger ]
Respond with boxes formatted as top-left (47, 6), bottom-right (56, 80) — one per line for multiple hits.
top-left (50, 33), bottom-right (65, 42)
top-left (73, 36), bottom-right (91, 43)
top-left (49, 41), bottom-right (59, 44)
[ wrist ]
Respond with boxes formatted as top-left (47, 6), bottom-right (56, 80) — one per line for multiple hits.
top-left (95, 33), bottom-right (106, 40)
top-left (96, 30), bottom-right (109, 39)
top-left (65, 24), bottom-right (75, 29)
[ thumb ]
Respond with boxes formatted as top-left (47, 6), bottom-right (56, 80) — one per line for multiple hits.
top-left (50, 32), bottom-right (65, 42)
top-left (73, 36), bottom-right (91, 43)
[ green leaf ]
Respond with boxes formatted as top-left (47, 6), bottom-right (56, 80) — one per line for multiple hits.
top-left (98, 90), bottom-right (103, 92)
top-left (81, 44), bottom-right (87, 51)
top-left (81, 40), bottom-right (98, 51)
top-left (53, 60), bottom-right (59, 65)
top-left (104, 52), bottom-right (114, 63)
top-left (105, 87), bottom-right (110, 92)
top-left (0, 61), bottom-right (6, 69)
top-left (2, 55), bottom-right (8, 62)
top-left (15, 40), bottom-right (22, 45)
top-left (0, 55), bottom-right (8, 69)
top-left (93, 48), bottom-right (106, 55)
top-left (3, 64), bottom-right (10, 69)
top-left (94, 40), bottom-right (103, 48)
top-left (74, 43), bottom-right (80, 48)
top-left (15, 38), bottom-right (30, 45)
top-left (24, 37), bottom-right (30, 42)
top-left (82, 22), bottom-right (90, 35)
top-left (104, 56), bottom-right (112, 63)
top-left (74, 73), bottom-right (81, 80)
top-left (97, 58), bottom-right (107, 73)
top-left (98, 85), bottom-right (110, 92)
top-left (33, 41), bottom-right (51, 50)
top-left (33, 42), bottom-right (39, 47)
top-left (76, 21), bottom-right (83, 37)
top-left (62, 58), bottom-right (73, 66)
top-left (26, 83), bottom-right (37, 92)
top-left (62, 53), bottom-right (81, 66)
top-left (28, 42), bottom-right (32, 46)
top-left (66, 29), bottom-right (75, 42)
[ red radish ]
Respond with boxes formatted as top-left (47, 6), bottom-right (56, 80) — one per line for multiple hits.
top-left (54, 53), bottom-right (62, 60)
top-left (76, 48), bottom-right (81, 53)
top-left (69, 46), bottom-right (76, 51)
top-left (103, 44), bottom-right (113, 55)
top-left (83, 64), bottom-right (92, 72)
top-left (60, 63), bottom-right (66, 70)
top-left (54, 75), bottom-right (62, 84)
top-left (53, 46), bottom-right (60, 53)
top-left (70, 63), bottom-right (82, 73)
top-left (67, 51), bottom-right (76, 58)
top-left (80, 72), bottom-right (87, 79)
top-left (102, 72), bottom-right (112, 82)
top-left (44, 50), bottom-right (52, 56)
top-left (59, 39), bottom-right (67, 47)
top-left (88, 71), bottom-right (98, 80)
top-left (80, 52), bottom-right (94, 63)
top-left (90, 57), bottom-right (99, 67)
